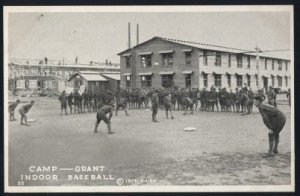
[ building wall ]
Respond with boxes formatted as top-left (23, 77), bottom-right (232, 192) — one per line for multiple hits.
top-left (120, 39), bottom-right (200, 89)
top-left (198, 51), bottom-right (291, 91)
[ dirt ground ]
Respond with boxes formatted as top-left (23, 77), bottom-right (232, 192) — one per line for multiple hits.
top-left (8, 95), bottom-right (292, 186)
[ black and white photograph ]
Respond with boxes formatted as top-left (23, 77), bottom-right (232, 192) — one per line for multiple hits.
top-left (4, 6), bottom-right (294, 192)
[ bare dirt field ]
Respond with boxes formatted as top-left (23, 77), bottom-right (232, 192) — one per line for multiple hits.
top-left (8, 95), bottom-right (292, 186)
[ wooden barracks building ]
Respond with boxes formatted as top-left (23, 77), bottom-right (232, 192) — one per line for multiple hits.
top-left (118, 36), bottom-right (291, 91)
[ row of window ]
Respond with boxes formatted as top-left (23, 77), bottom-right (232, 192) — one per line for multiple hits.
top-left (125, 74), bottom-right (192, 89)
top-left (202, 73), bottom-right (288, 88)
top-left (125, 51), bottom-right (289, 71)
top-left (125, 51), bottom-right (192, 68)
top-left (124, 74), bottom-right (288, 89)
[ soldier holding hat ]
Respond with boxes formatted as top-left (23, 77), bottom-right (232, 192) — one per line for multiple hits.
top-left (19, 100), bottom-right (35, 126)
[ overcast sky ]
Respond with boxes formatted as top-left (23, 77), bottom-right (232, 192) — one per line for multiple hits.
top-left (8, 10), bottom-right (291, 64)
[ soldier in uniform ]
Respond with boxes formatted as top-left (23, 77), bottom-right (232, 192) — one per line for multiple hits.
top-left (115, 95), bottom-right (129, 116)
top-left (9, 99), bottom-right (21, 121)
top-left (247, 88), bottom-right (254, 114)
top-left (163, 93), bottom-right (174, 119)
top-left (19, 100), bottom-right (35, 126)
top-left (93, 93), bottom-right (98, 112)
top-left (151, 89), bottom-right (159, 122)
top-left (253, 96), bottom-right (286, 157)
top-left (267, 87), bottom-right (276, 107)
top-left (286, 88), bottom-right (291, 107)
top-left (209, 88), bottom-right (219, 112)
top-left (67, 92), bottom-right (74, 114)
top-left (93, 104), bottom-right (114, 134)
top-left (73, 90), bottom-right (80, 114)
top-left (58, 91), bottom-right (68, 115)
top-left (199, 88), bottom-right (207, 111)
top-left (182, 93), bottom-right (194, 115)
top-left (228, 89), bottom-right (236, 112)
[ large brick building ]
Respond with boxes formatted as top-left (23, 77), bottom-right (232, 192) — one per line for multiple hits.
top-left (118, 37), bottom-right (291, 91)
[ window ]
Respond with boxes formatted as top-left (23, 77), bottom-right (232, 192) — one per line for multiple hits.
top-left (227, 74), bottom-right (231, 87)
top-left (278, 76), bottom-right (282, 87)
top-left (255, 74), bottom-right (258, 87)
top-left (161, 53), bottom-right (173, 67)
top-left (278, 60), bottom-right (282, 71)
top-left (272, 60), bottom-right (274, 70)
top-left (203, 50), bottom-right (208, 65)
top-left (271, 75), bottom-right (275, 86)
top-left (247, 56), bottom-right (251, 68)
top-left (236, 74), bottom-right (243, 87)
top-left (264, 58), bottom-right (268, 70)
top-left (162, 75), bottom-right (174, 88)
top-left (237, 55), bottom-right (243, 68)
top-left (228, 54), bottom-right (231, 67)
top-left (285, 76), bottom-right (288, 86)
top-left (285, 61), bottom-right (288, 71)
top-left (126, 75), bottom-right (131, 88)
top-left (141, 55), bottom-right (152, 68)
top-left (247, 74), bottom-right (251, 87)
top-left (141, 75), bottom-right (152, 88)
top-left (185, 52), bottom-right (192, 65)
top-left (203, 73), bottom-right (208, 87)
top-left (214, 74), bottom-right (221, 87)
top-left (215, 52), bottom-right (221, 66)
top-left (185, 74), bottom-right (192, 88)
top-left (125, 56), bottom-right (131, 68)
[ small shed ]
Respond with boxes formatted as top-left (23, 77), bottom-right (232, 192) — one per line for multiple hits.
top-left (101, 73), bottom-right (121, 91)
top-left (68, 72), bottom-right (108, 94)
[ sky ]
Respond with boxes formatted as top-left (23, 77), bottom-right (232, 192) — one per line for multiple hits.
top-left (7, 10), bottom-right (291, 64)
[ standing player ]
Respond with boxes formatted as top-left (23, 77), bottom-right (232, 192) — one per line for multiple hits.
top-left (115, 96), bottom-right (129, 116)
top-left (151, 90), bottom-right (159, 122)
top-left (9, 99), bottom-right (20, 121)
top-left (19, 100), bottom-right (35, 126)
top-left (93, 104), bottom-right (114, 134)
top-left (67, 92), bottom-right (74, 114)
top-left (253, 96), bottom-right (286, 157)
top-left (163, 93), bottom-right (174, 119)
top-left (58, 91), bottom-right (68, 115)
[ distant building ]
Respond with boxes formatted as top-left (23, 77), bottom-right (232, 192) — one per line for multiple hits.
top-left (118, 36), bottom-right (291, 91)
top-left (8, 59), bottom-right (120, 92)
top-left (67, 71), bottom-right (120, 94)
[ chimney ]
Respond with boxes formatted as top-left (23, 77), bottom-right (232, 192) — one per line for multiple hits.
top-left (105, 59), bottom-right (108, 65)
top-left (137, 24), bottom-right (139, 45)
top-left (128, 22), bottom-right (131, 49)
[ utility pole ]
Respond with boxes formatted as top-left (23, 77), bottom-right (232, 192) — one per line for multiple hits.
top-left (255, 46), bottom-right (261, 90)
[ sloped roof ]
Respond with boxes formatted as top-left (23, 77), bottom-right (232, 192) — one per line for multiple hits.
top-left (118, 36), bottom-right (290, 60)
top-left (101, 74), bottom-right (120, 81)
top-left (68, 73), bottom-right (107, 81)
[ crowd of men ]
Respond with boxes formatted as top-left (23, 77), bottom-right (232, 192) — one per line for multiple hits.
top-left (57, 84), bottom-right (281, 116)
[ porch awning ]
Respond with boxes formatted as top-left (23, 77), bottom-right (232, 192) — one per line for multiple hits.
top-left (158, 50), bottom-right (174, 54)
top-left (121, 53), bottom-right (131, 57)
top-left (138, 72), bottom-right (153, 76)
top-left (159, 71), bottom-right (174, 75)
top-left (102, 74), bottom-right (120, 81)
top-left (122, 73), bottom-right (132, 76)
top-left (182, 70), bottom-right (193, 74)
top-left (138, 51), bottom-right (153, 55)
top-left (182, 49), bottom-right (192, 52)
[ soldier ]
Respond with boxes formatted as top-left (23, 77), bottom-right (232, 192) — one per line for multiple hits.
top-left (182, 93), bottom-right (194, 115)
top-left (253, 96), bottom-right (286, 157)
top-left (115, 95), bottom-right (129, 116)
top-left (235, 88), bottom-right (242, 112)
top-left (228, 89), bottom-right (236, 112)
top-left (163, 93), bottom-right (174, 119)
top-left (247, 88), bottom-right (254, 114)
top-left (267, 87), bottom-right (276, 107)
top-left (286, 88), bottom-right (291, 107)
top-left (209, 88), bottom-right (219, 112)
top-left (151, 89), bottom-right (159, 122)
top-left (240, 89), bottom-right (250, 115)
top-left (67, 92), bottom-right (74, 114)
top-left (9, 99), bottom-right (21, 121)
top-left (19, 100), bottom-right (35, 126)
top-left (93, 104), bottom-right (114, 134)
top-left (58, 91), bottom-right (68, 115)
top-left (73, 90), bottom-right (80, 113)
top-left (93, 93), bottom-right (98, 112)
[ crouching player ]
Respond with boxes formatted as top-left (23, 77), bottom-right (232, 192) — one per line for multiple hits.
top-left (9, 99), bottom-right (20, 121)
top-left (253, 96), bottom-right (286, 157)
top-left (93, 104), bottom-right (114, 134)
top-left (115, 97), bottom-right (129, 116)
top-left (19, 100), bottom-right (35, 126)
top-left (182, 96), bottom-right (194, 115)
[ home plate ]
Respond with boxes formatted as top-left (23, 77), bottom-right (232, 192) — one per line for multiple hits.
top-left (28, 119), bottom-right (36, 122)
top-left (184, 127), bottom-right (196, 132)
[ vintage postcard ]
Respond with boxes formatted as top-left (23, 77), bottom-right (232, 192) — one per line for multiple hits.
top-left (4, 6), bottom-right (294, 192)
